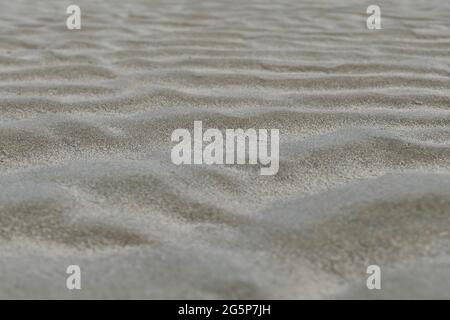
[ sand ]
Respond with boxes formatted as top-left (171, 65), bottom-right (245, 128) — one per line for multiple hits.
top-left (0, 0), bottom-right (449, 299)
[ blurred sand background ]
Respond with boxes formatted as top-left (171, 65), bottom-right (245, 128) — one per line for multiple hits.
top-left (0, 0), bottom-right (449, 299)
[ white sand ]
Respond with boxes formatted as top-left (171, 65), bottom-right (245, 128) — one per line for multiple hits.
top-left (0, 0), bottom-right (449, 299)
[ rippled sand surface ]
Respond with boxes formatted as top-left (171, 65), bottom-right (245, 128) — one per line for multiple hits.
top-left (0, 0), bottom-right (449, 299)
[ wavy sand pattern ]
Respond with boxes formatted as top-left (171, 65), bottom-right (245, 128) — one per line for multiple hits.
top-left (0, 0), bottom-right (449, 299)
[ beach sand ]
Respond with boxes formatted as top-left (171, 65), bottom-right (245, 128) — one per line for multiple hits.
top-left (0, 0), bottom-right (449, 299)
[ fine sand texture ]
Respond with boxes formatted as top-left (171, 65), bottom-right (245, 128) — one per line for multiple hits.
top-left (0, 0), bottom-right (449, 299)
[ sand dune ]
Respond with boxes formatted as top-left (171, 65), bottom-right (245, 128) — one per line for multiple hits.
top-left (0, 0), bottom-right (449, 299)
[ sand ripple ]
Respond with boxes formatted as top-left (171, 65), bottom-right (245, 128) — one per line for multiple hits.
top-left (0, 0), bottom-right (449, 299)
